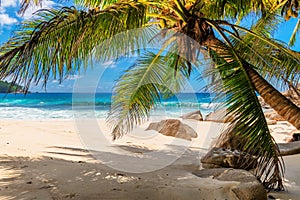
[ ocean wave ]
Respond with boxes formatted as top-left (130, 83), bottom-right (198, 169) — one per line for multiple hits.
top-left (0, 93), bottom-right (223, 119)
top-left (0, 106), bottom-right (216, 120)
top-left (0, 107), bottom-right (107, 119)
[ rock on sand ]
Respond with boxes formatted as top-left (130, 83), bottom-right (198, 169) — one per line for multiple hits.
top-left (180, 110), bottom-right (203, 121)
top-left (145, 119), bottom-right (197, 141)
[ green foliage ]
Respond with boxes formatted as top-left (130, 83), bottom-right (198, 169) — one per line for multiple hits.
top-left (208, 46), bottom-right (284, 190)
top-left (0, 2), bottom-right (148, 91)
top-left (74, 0), bottom-right (120, 9)
top-left (289, 18), bottom-right (300, 47)
top-left (0, 81), bottom-right (23, 93)
top-left (18, 0), bottom-right (43, 15)
top-left (107, 50), bottom-right (189, 139)
top-left (214, 16), bottom-right (300, 89)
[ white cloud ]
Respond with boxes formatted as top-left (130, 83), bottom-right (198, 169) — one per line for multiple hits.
top-left (0, 0), bottom-right (18, 14)
top-left (67, 75), bottom-right (82, 80)
top-left (103, 61), bottom-right (117, 68)
top-left (102, 61), bottom-right (115, 65)
top-left (0, 13), bottom-right (17, 25)
top-left (0, 1), bottom-right (18, 27)
top-left (1, 0), bottom-right (18, 8)
top-left (20, 0), bottom-right (58, 19)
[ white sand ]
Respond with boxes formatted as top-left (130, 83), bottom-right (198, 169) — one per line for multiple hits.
top-left (0, 119), bottom-right (224, 160)
top-left (0, 118), bottom-right (299, 199)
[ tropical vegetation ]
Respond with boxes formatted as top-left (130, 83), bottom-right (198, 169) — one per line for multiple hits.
top-left (0, 80), bottom-right (23, 93)
top-left (1, 0), bottom-right (300, 190)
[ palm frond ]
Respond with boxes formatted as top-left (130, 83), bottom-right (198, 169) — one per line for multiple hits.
top-left (288, 18), bottom-right (300, 47)
top-left (107, 50), bottom-right (190, 140)
top-left (202, 21), bottom-right (285, 189)
top-left (211, 18), bottom-right (300, 90)
top-left (281, 0), bottom-right (299, 20)
top-left (199, 0), bottom-right (282, 20)
top-left (18, 0), bottom-right (43, 14)
top-left (0, 2), bottom-right (150, 91)
top-left (74, 0), bottom-right (119, 9)
top-left (207, 43), bottom-right (284, 190)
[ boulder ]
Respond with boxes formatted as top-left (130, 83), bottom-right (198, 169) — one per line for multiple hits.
top-left (205, 108), bottom-right (235, 123)
top-left (200, 147), bottom-right (257, 170)
top-left (180, 110), bottom-right (203, 121)
top-left (278, 141), bottom-right (300, 156)
top-left (158, 168), bottom-right (267, 200)
top-left (193, 168), bottom-right (267, 200)
top-left (145, 119), bottom-right (197, 141)
top-left (264, 111), bottom-right (285, 121)
top-left (214, 129), bottom-right (249, 150)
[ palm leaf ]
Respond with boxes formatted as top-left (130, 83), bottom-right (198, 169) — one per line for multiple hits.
top-left (288, 18), bottom-right (300, 47)
top-left (199, 0), bottom-right (282, 21)
top-left (74, 0), bottom-right (119, 9)
top-left (202, 21), bottom-right (285, 189)
top-left (0, 2), bottom-right (150, 91)
top-left (107, 49), bottom-right (190, 139)
top-left (207, 43), bottom-right (284, 190)
top-left (211, 18), bottom-right (300, 90)
top-left (18, 0), bottom-right (43, 14)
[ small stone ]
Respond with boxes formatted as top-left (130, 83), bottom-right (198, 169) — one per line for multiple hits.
top-left (64, 193), bottom-right (76, 198)
top-left (39, 185), bottom-right (52, 189)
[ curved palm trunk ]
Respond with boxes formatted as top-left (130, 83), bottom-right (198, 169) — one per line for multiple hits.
top-left (246, 65), bottom-right (300, 130)
top-left (204, 35), bottom-right (300, 130)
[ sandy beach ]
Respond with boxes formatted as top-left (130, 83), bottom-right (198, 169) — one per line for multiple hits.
top-left (0, 119), bottom-right (299, 199)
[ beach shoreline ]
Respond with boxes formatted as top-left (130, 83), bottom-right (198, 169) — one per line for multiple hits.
top-left (0, 119), bottom-right (299, 199)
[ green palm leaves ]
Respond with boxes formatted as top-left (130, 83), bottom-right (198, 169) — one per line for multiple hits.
top-left (107, 48), bottom-right (190, 139)
top-left (0, 2), bottom-right (148, 89)
top-left (18, 0), bottom-right (43, 14)
top-left (208, 45), bottom-right (285, 190)
top-left (289, 18), bottom-right (300, 46)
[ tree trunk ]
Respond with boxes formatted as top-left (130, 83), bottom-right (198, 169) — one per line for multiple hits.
top-left (246, 65), bottom-right (300, 130)
top-left (204, 34), bottom-right (300, 130)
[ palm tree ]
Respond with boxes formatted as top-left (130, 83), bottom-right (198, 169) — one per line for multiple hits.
top-left (283, 0), bottom-right (300, 46)
top-left (1, 0), bottom-right (300, 190)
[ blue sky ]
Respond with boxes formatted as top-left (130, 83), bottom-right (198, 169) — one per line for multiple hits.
top-left (0, 1), bottom-right (299, 93)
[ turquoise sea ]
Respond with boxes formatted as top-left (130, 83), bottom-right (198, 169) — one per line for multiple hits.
top-left (0, 93), bottom-right (219, 119)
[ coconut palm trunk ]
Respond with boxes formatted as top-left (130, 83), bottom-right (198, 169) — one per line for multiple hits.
top-left (245, 65), bottom-right (300, 129)
top-left (204, 34), bottom-right (300, 130)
